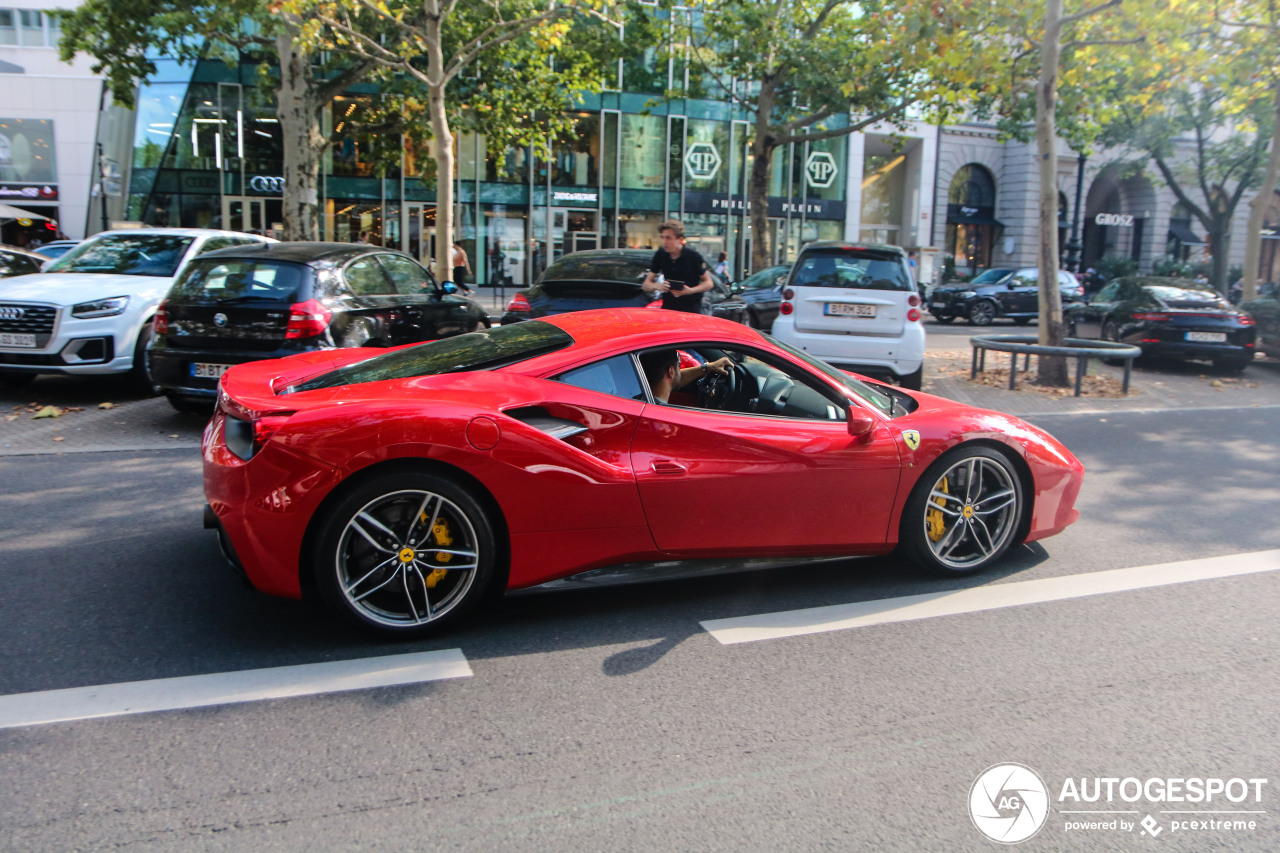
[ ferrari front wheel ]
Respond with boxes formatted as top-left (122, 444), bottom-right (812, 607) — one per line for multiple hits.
top-left (898, 446), bottom-right (1023, 576)
top-left (314, 471), bottom-right (497, 636)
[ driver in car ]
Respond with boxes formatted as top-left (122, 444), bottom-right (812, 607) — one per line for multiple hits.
top-left (639, 349), bottom-right (733, 404)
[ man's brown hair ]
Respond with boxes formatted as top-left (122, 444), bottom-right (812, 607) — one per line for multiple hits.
top-left (657, 219), bottom-right (685, 240)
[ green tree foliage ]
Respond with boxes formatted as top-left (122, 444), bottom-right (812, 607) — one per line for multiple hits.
top-left (303, 0), bottom-right (629, 281)
top-left (57, 0), bottom-right (377, 239)
top-left (679, 0), bottom-right (986, 271)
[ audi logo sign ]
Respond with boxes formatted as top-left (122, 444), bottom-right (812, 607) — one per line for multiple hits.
top-left (249, 175), bottom-right (285, 193)
top-left (0, 306), bottom-right (25, 320)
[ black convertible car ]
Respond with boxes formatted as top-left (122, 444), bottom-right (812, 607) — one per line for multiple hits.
top-left (1065, 277), bottom-right (1256, 371)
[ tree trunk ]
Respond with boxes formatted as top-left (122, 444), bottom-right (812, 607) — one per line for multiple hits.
top-left (749, 77), bottom-right (778, 273)
top-left (1035, 0), bottom-right (1068, 387)
top-left (1209, 220), bottom-right (1231, 295)
top-left (1241, 83), bottom-right (1280, 303)
top-left (426, 12), bottom-right (454, 285)
top-left (276, 29), bottom-right (322, 241)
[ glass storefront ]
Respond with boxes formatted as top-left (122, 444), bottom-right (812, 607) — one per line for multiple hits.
top-left (113, 57), bottom-right (851, 286)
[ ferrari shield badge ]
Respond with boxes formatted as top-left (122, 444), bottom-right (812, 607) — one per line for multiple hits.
top-left (902, 430), bottom-right (921, 451)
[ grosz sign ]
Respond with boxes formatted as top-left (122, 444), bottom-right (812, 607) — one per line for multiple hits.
top-left (1095, 213), bottom-right (1134, 227)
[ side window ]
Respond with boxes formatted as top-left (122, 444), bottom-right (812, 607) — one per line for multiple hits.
top-left (344, 256), bottom-right (395, 296)
top-left (556, 354), bottom-right (646, 401)
top-left (197, 238), bottom-right (236, 255)
top-left (378, 254), bottom-right (436, 295)
top-left (1095, 282), bottom-right (1122, 302)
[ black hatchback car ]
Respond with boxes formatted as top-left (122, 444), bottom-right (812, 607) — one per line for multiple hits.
top-left (150, 242), bottom-right (489, 413)
top-left (499, 248), bottom-right (747, 325)
top-left (1064, 277), bottom-right (1256, 371)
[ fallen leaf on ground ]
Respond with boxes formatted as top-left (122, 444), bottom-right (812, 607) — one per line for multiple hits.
top-left (4, 415), bottom-right (16, 422)
top-left (52, 436), bottom-right (64, 442)
top-left (98, 402), bottom-right (116, 409)
top-left (32, 406), bottom-right (63, 419)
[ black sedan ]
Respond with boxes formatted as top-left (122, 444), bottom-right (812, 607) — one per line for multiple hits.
top-left (500, 248), bottom-right (748, 326)
top-left (735, 263), bottom-right (790, 331)
top-left (150, 242), bottom-right (490, 413)
top-left (1065, 277), bottom-right (1256, 371)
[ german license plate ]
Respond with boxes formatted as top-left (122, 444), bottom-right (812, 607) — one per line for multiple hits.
top-left (930, 301), bottom-right (947, 309)
top-left (191, 362), bottom-right (232, 379)
top-left (826, 303), bottom-right (877, 318)
top-left (0, 332), bottom-right (36, 348)
top-left (1185, 331), bottom-right (1226, 343)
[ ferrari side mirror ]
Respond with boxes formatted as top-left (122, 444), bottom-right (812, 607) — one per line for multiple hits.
top-left (846, 407), bottom-right (876, 440)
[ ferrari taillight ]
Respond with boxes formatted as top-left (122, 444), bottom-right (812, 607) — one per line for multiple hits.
top-left (223, 412), bottom-right (294, 461)
top-left (253, 415), bottom-right (292, 451)
top-left (286, 299), bottom-right (332, 339)
top-left (507, 293), bottom-right (532, 313)
top-left (153, 300), bottom-right (169, 335)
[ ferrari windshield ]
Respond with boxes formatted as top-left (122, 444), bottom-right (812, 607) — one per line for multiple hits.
top-left (45, 234), bottom-right (195, 277)
top-left (764, 333), bottom-right (895, 415)
top-left (288, 321), bottom-right (573, 393)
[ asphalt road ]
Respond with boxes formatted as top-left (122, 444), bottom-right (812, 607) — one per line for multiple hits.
top-left (1, 368), bottom-right (1278, 850)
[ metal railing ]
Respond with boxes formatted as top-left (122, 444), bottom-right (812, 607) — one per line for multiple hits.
top-left (969, 335), bottom-right (1143, 396)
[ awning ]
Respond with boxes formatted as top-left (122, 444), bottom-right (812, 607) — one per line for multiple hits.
top-left (0, 203), bottom-right (51, 221)
top-left (946, 204), bottom-right (1004, 228)
top-left (1167, 220), bottom-right (1206, 246)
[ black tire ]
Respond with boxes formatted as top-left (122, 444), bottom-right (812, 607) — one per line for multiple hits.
top-left (1101, 320), bottom-right (1124, 366)
top-left (968, 300), bottom-right (997, 326)
top-left (898, 366), bottom-right (923, 390)
top-left (931, 314), bottom-right (955, 324)
top-left (897, 445), bottom-right (1024, 576)
top-left (312, 470), bottom-right (498, 637)
top-left (744, 311), bottom-right (760, 330)
top-left (128, 322), bottom-right (161, 396)
top-left (165, 393), bottom-right (213, 416)
top-left (0, 372), bottom-right (37, 389)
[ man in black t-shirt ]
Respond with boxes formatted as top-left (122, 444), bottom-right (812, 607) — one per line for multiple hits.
top-left (641, 219), bottom-right (715, 313)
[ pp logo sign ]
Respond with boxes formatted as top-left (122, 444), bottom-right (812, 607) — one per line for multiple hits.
top-left (969, 763), bottom-right (1050, 844)
top-left (685, 142), bottom-right (722, 182)
top-left (806, 151), bottom-right (838, 189)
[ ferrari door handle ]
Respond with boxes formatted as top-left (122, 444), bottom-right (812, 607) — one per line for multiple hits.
top-left (651, 460), bottom-right (687, 475)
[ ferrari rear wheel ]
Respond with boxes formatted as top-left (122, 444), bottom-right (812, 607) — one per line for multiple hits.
top-left (899, 446), bottom-right (1023, 576)
top-left (314, 472), bottom-right (497, 636)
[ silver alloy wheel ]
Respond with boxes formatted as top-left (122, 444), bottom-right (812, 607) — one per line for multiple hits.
top-left (921, 455), bottom-right (1019, 570)
top-left (969, 300), bottom-right (996, 325)
top-left (334, 489), bottom-right (481, 628)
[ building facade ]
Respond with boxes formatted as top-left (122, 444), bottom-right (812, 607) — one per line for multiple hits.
top-left (0, 0), bottom-right (103, 246)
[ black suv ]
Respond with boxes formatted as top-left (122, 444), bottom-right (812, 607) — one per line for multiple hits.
top-left (150, 242), bottom-right (489, 413)
top-left (928, 267), bottom-right (1085, 325)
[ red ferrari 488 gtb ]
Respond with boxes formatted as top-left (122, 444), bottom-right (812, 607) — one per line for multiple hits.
top-left (203, 308), bottom-right (1083, 637)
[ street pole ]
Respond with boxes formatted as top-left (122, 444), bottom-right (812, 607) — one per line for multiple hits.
top-left (1064, 151), bottom-right (1086, 273)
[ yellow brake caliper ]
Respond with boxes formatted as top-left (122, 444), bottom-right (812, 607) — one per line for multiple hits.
top-left (926, 476), bottom-right (949, 542)
top-left (420, 511), bottom-right (452, 588)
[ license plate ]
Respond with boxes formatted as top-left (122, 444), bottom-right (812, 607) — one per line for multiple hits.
top-left (1185, 331), bottom-right (1226, 343)
top-left (191, 362), bottom-right (233, 379)
top-left (930, 301), bottom-right (947, 309)
top-left (826, 303), bottom-right (877, 318)
top-left (0, 332), bottom-right (36, 348)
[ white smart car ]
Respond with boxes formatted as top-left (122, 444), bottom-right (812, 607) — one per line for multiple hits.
top-left (0, 228), bottom-right (272, 391)
top-left (770, 241), bottom-right (926, 389)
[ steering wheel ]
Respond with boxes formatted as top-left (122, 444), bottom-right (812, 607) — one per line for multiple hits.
top-left (696, 363), bottom-right (737, 409)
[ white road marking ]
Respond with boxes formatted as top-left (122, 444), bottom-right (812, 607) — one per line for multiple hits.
top-left (701, 550), bottom-right (1280, 645)
top-left (0, 648), bottom-right (471, 729)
